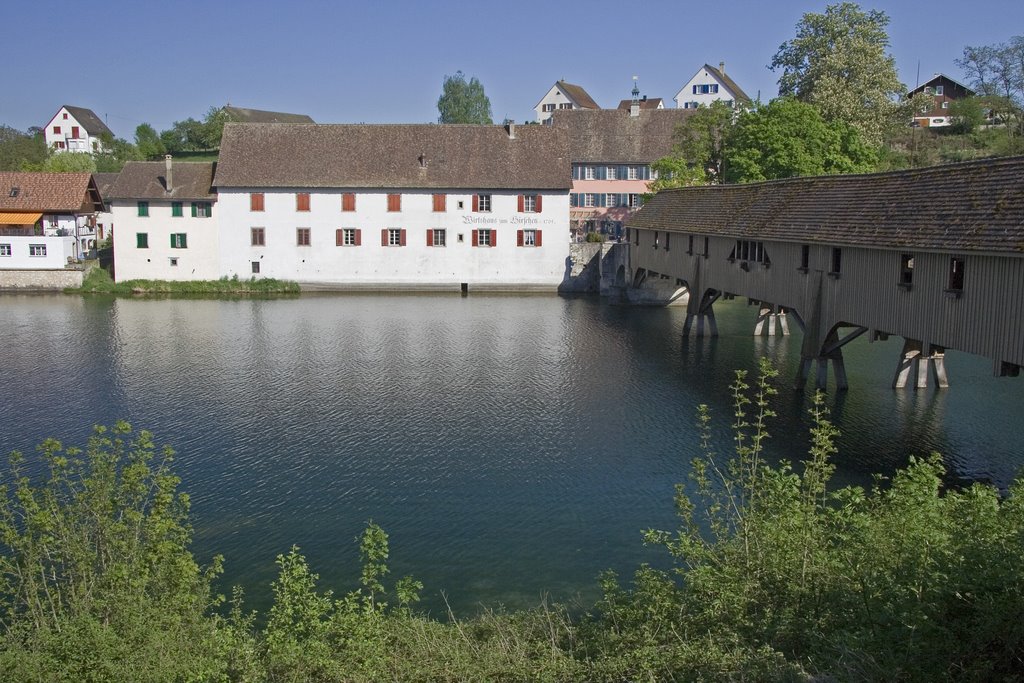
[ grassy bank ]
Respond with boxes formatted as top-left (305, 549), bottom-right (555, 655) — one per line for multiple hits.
top-left (71, 266), bottom-right (300, 296)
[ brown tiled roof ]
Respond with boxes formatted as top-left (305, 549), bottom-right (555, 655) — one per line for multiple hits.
top-left (93, 172), bottom-right (120, 201)
top-left (213, 123), bottom-right (570, 190)
top-left (628, 156), bottom-right (1024, 254)
top-left (616, 98), bottom-right (664, 110)
top-left (61, 106), bottom-right (114, 138)
top-left (108, 161), bottom-right (216, 201)
top-left (223, 106), bottom-right (315, 124)
top-left (550, 108), bottom-right (693, 164)
top-left (702, 65), bottom-right (751, 103)
top-left (556, 81), bottom-right (600, 110)
top-left (0, 172), bottom-right (102, 212)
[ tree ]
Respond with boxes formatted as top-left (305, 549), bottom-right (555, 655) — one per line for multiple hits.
top-left (135, 123), bottom-right (166, 159)
top-left (0, 126), bottom-right (47, 171)
top-left (770, 3), bottom-right (906, 146)
top-left (437, 71), bottom-right (493, 124)
top-left (42, 151), bottom-right (96, 173)
top-left (649, 101), bottom-right (735, 192)
top-left (956, 36), bottom-right (1024, 137)
top-left (725, 98), bottom-right (877, 183)
top-left (201, 106), bottom-right (230, 150)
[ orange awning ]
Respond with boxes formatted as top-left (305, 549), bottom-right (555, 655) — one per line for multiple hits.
top-left (0, 212), bottom-right (42, 225)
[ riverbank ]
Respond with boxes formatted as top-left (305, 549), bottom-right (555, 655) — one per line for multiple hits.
top-left (69, 266), bottom-right (300, 296)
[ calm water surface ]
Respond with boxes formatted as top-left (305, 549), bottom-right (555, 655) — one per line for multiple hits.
top-left (2, 293), bottom-right (1022, 615)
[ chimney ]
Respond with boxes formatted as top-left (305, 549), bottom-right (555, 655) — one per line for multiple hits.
top-left (719, 61), bottom-right (726, 74)
top-left (164, 154), bottom-right (173, 193)
top-left (505, 121), bottom-right (516, 139)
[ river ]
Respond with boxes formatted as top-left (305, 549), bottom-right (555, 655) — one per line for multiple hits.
top-left (2, 292), bottom-right (1022, 615)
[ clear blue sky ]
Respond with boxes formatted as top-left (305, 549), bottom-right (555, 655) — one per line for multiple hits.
top-left (4, 0), bottom-right (1021, 140)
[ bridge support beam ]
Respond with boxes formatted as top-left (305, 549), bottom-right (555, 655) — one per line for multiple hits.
top-left (797, 326), bottom-right (867, 391)
top-left (893, 339), bottom-right (949, 389)
top-left (753, 303), bottom-right (789, 337)
top-left (683, 290), bottom-right (720, 337)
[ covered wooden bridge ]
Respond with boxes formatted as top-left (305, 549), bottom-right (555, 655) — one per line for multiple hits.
top-left (625, 156), bottom-right (1024, 390)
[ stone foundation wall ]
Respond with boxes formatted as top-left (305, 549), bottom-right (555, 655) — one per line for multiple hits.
top-left (558, 242), bottom-right (602, 293)
top-left (0, 269), bottom-right (83, 290)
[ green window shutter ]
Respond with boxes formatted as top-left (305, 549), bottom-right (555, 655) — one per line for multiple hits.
top-left (172, 202), bottom-right (182, 217)
top-left (191, 203), bottom-right (197, 217)
top-left (137, 201), bottom-right (148, 217)
top-left (206, 202), bottom-right (213, 218)
top-left (181, 234), bottom-right (187, 248)
top-left (136, 233), bottom-right (147, 248)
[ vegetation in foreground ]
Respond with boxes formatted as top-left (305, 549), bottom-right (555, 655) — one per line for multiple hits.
top-left (1, 361), bottom-right (1022, 681)
top-left (72, 266), bottom-right (300, 296)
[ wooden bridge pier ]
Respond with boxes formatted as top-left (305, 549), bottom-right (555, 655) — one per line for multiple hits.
top-left (683, 289), bottom-right (720, 337)
top-left (753, 302), bottom-right (789, 337)
top-left (893, 339), bottom-right (949, 389)
top-left (797, 325), bottom-right (868, 391)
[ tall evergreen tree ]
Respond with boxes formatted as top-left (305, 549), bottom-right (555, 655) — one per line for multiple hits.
top-left (437, 71), bottom-right (493, 124)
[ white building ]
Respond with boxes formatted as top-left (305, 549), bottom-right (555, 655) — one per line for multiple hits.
top-left (108, 158), bottom-right (219, 281)
top-left (43, 106), bottom-right (114, 153)
top-left (0, 172), bottom-right (103, 269)
top-left (673, 63), bottom-right (750, 110)
top-left (213, 122), bottom-right (570, 290)
top-left (534, 81), bottom-right (600, 124)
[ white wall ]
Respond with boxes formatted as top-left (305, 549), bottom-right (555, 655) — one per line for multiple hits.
top-left (217, 189), bottom-right (570, 289)
top-left (0, 235), bottom-right (77, 269)
top-left (674, 68), bottom-right (738, 109)
top-left (111, 200), bottom-right (220, 281)
top-left (43, 107), bottom-right (105, 153)
top-left (535, 85), bottom-right (580, 123)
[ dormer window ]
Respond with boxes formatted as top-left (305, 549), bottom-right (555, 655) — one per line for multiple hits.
top-left (9, 187), bottom-right (19, 198)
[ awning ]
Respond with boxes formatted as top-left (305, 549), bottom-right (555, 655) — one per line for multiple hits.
top-left (0, 212), bottom-right (42, 225)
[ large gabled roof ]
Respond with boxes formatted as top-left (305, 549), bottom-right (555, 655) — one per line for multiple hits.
top-left (58, 106), bottom-right (114, 138)
top-left (213, 123), bottom-right (570, 190)
top-left (550, 108), bottom-right (693, 164)
top-left (0, 172), bottom-right (103, 213)
top-left (674, 64), bottom-right (751, 103)
top-left (108, 161), bottom-right (217, 201)
top-left (907, 73), bottom-right (976, 97)
top-left (616, 98), bottom-right (664, 110)
top-left (535, 81), bottom-right (600, 111)
top-left (222, 106), bottom-right (315, 124)
top-left (628, 156), bottom-right (1024, 254)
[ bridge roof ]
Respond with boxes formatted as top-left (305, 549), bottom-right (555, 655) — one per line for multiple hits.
top-left (629, 156), bottom-right (1024, 254)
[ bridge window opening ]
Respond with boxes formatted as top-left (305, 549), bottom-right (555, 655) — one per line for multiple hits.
top-left (687, 235), bottom-right (694, 255)
top-left (730, 239), bottom-right (769, 265)
top-left (800, 244), bottom-right (809, 271)
top-left (634, 229), bottom-right (639, 246)
top-left (664, 233), bottom-right (670, 252)
top-left (653, 231), bottom-right (659, 249)
top-left (703, 237), bottom-right (709, 258)
top-left (900, 254), bottom-right (915, 285)
top-left (830, 247), bottom-right (842, 276)
top-left (948, 257), bottom-right (965, 291)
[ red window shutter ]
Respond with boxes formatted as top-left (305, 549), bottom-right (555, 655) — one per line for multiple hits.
top-left (250, 193), bottom-right (264, 211)
top-left (535, 195), bottom-right (542, 212)
top-left (381, 228), bottom-right (388, 246)
top-left (388, 194), bottom-right (401, 211)
top-left (433, 194), bottom-right (446, 212)
top-left (427, 229), bottom-right (433, 247)
top-left (491, 231), bottom-right (497, 247)
top-left (297, 193), bottom-right (310, 211)
top-left (472, 230), bottom-right (478, 247)
top-left (400, 229), bottom-right (407, 246)
top-left (354, 229), bottom-right (362, 246)
top-left (342, 193), bottom-right (355, 211)
top-left (517, 230), bottom-right (524, 247)
top-left (517, 195), bottom-right (524, 212)
top-left (472, 195), bottom-right (479, 212)
top-left (336, 229), bottom-right (343, 246)
top-left (536, 230), bottom-right (543, 247)
top-left (72, 126), bottom-right (80, 138)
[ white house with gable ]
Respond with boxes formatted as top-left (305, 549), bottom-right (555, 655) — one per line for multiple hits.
top-left (673, 63), bottom-right (750, 110)
top-left (212, 122), bottom-right (570, 290)
top-left (44, 105), bottom-right (115, 153)
top-left (534, 81), bottom-right (600, 124)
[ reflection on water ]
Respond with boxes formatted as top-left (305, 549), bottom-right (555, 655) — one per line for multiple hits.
top-left (1, 292), bottom-right (1022, 615)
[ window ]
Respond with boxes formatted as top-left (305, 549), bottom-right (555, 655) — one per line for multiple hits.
top-left (296, 193), bottom-right (310, 211)
top-left (170, 233), bottom-right (187, 249)
top-left (703, 236), bottom-right (709, 257)
top-left (607, 194), bottom-right (619, 208)
top-left (606, 166), bottom-right (617, 180)
top-left (474, 228), bottom-right (493, 247)
top-left (628, 194), bottom-right (642, 208)
top-left (433, 194), bottom-right (447, 212)
top-left (297, 228), bottom-right (311, 246)
top-left (518, 229), bottom-right (541, 247)
top-left (0, 244), bottom-right (11, 256)
top-left (71, 126), bottom-right (80, 138)
top-left (474, 194), bottom-right (491, 212)
top-left (664, 233), bottom-right (670, 252)
top-left (584, 166), bottom-right (596, 180)
top-left (559, 103), bottom-right (572, 109)
top-left (948, 257), bottom-right (965, 291)
top-left (251, 261), bottom-right (260, 274)
top-left (653, 231), bottom-right (659, 249)
top-left (136, 233), bottom-right (148, 248)
top-left (542, 103), bottom-right (555, 112)
top-left (251, 227), bottom-right (265, 246)
top-left (342, 193), bottom-right (356, 211)
top-left (387, 194), bottom-right (401, 212)
top-left (250, 193), bottom-right (265, 211)
top-left (427, 228), bottom-right (446, 247)
top-left (693, 83), bottom-right (719, 94)
top-left (137, 201), bottom-right (149, 217)
top-left (687, 235), bottom-right (694, 255)
top-left (800, 244), bottom-right (810, 271)
top-left (169, 257), bottom-right (178, 267)
top-left (171, 202), bottom-right (183, 217)
top-left (383, 228), bottom-right (406, 246)
top-left (520, 194), bottom-right (540, 212)
top-left (192, 202), bottom-right (212, 218)
top-left (830, 247), bottom-right (842, 275)
top-left (628, 166), bottom-right (639, 180)
top-left (730, 239), bottom-right (769, 265)
top-left (941, 101), bottom-right (949, 109)
top-left (336, 228), bottom-right (360, 246)
top-left (8, 187), bottom-right (18, 198)
top-left (53, 126), bottom-right (61, 135)
top-left (935, 85), bottom-right (944, 95)
top-left (29, 244), bottom-right (47, 257)
top-left (584, 193), bottom-right (595, 208)
top-left (900, 254), bottom-right (914, 285)
top-left (55, 141), bottom-right (65, 150)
